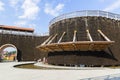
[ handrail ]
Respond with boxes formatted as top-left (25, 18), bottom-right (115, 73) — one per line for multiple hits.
top-left (0, 30), bottom-right (49, 37)
top-left (49, 10), bottom-right (120, 26)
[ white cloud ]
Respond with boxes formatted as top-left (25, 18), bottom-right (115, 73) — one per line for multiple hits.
top-left (0, 1), bottom-right (4, 11)
top-left (104, 0), bottom-right (120, 11)
top-left (14, 21), bottom-right (37, 29)
top-left (19, 0), bottom-right (40, 20)
top-left (44, 3), bottom-right (64, 16)
top-left (9, 0), bottom-right (22, 11)
top-left (14, 20), bottom-right (27, 27)
top-left (9, 0), bottom-right (20, 7)
top-left (29, 23), bottom-right (36, 28)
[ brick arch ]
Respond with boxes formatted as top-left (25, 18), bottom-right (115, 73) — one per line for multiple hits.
top-left (0, 44), bottom-right (17, 61)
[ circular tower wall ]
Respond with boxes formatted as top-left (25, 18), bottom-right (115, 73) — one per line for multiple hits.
top-left (47, 10), bottom-right (120, 66)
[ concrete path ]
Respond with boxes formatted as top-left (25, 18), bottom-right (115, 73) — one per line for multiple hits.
top-left (35, 62), bottom-right (110, 70)
top-left (0, 62), bottom-right (120, 80)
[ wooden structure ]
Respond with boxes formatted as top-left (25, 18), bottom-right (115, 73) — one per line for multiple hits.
top-left (37, 30), bottom-right (114, 52)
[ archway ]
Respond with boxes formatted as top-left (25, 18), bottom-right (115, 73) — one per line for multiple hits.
top-left (0, 44), bottom-right (17, 62)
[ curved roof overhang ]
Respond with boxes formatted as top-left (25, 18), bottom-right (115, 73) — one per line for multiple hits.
top-left (37, 30), bottom-right (115, 52)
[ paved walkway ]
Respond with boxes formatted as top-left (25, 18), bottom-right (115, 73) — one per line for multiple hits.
top-left (0, 62), bottom-right (120, 80)
top-left (35, 62), bottom-right (110, 70)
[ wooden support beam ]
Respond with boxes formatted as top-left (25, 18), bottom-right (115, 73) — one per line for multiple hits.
top-left (86, 29), bottom-right (93, 41)
top-left (58, 32), bottom-right (66, 43)
top-left (98, 30), bottom-right (111, 41)
top-left (39, 47), bottom-right (50, 52)
top-left (47, 34), bottom-right (58, 44)
top-left (73, 30), bottom-right (77, 42)
top-left (37, 41), bottom-right (114, 52)
top-left (41, 36), bottom-right (53, 46)
top-left (72, 43), bottom-right (78, 51)
top-left (56, 44), bottom-right (64, 51)
top-left (89, 44), bottom-right (94, 51)
top-left (45, 46), bottom-right (55, 52)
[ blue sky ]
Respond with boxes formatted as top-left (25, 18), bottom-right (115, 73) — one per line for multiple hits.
top-left (0, 0), bottom-right (120, 34)
top-left (3, 47), bottom-right (16, 52)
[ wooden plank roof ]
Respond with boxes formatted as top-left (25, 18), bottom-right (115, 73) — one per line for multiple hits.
top-left (37, 41), bottom-right (115, 52)
top-left (36, 29), bottom-right (115, 52)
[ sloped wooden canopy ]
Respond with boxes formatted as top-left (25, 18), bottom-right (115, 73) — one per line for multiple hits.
top-left (36, 30), bottom-right (115, 52)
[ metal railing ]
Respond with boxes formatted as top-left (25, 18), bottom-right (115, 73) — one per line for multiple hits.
top-left (49, 10), bottom-right (120, 26)
top-left (81, 73), bottom-right (120, 80)
top-left (0, 30), bottom-right (49, 37)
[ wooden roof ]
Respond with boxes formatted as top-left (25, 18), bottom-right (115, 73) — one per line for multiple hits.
top-left (0, 25), bottom-right (34, 32)
top-left (36, 41), bottom-right (115, 52)
top-left (36, 29), bottom-right (115, 52)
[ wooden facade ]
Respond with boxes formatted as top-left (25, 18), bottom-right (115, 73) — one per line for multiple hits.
top-left (39, 16), bottom-right (120, 66)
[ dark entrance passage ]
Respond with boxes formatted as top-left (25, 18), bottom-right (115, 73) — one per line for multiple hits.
top-left (17, 49), bottom-right (22, 62)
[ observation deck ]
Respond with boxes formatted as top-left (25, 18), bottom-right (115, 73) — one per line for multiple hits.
top-left (49, 10), bottom-right (120, 27)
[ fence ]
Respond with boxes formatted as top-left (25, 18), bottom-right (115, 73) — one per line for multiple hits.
top-left (49, 10), bottom-right (120, 26)
top-left (0, 30), bottom-right (49, 37)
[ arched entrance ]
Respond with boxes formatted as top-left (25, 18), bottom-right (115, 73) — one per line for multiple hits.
top-left (0, 44), bottom-right (17, 62)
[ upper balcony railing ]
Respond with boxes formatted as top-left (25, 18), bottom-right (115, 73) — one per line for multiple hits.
top-left (49, 10), bottom-right (120, 26)
top-left (0, 30), bottom-right (49, 37)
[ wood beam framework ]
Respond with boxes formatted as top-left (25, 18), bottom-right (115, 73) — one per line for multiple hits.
top-left (37, 29), bottom-right (115, 52)
top-left (41, 36), bottom-right (53, 46)
top-left (58, 32), bottom-right (66, 43)
top-left (86, 29), bottom-right (93, 42)
top-left (73, 30), bottom-right (77, 42)
top-left (47, 34), bottom-right (57, 44)
top-left (98, 30), bottom-right (111, 41)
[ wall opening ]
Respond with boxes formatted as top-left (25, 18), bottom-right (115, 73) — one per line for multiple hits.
top-left (0, 44), bottom-right (17, 62)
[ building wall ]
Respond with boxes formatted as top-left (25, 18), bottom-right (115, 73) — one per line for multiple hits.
top-left (0, 16), bottom-right (120, 66)
top-left (48, 16), bottom-right (120, 66)
top-left (0, 33), bottom-right (49, 61)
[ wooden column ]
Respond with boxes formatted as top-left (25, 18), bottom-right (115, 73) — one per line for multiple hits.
top-left (73, 30), bottom-right (77, 42)
top-left (41, 36), bottom-right (53, 46)
top-left (47, 34), bottom-right (58, 44)
top-left (58, 32), bottom-right (66, 43)
top-left (86, 29), bottom-right (93, 41)
top-left (98, 30), bottom-right (111, 41)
